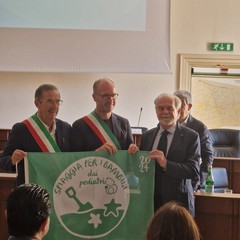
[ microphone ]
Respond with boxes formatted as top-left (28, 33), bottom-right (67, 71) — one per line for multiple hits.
top-left (137, 107), bottom-right (143, 127)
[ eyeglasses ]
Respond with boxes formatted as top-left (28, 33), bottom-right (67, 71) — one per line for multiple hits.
top-left (157, 106), bottom-right (175, 112)
top-left (41, 99), bottom-right (63, 106)
top-left (95, 93), bottom-right (119, 100)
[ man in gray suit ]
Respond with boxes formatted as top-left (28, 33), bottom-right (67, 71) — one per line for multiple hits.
top-left (174, 90), bottom-right (213, 190)
top-left (71, 77), bottom-right (138, 154)
top-left (140, 93), bottom-right (200, 216)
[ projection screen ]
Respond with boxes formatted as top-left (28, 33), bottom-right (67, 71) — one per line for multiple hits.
top-left (0, 0), bottom-right (170, 73)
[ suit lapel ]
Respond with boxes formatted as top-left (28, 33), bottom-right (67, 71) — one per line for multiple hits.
top-left (55, 120), bottom-right (62, 150)
top-left (168, 124), bottom-right (184, 155)
top-left (55, 119), bottom-right (62, 149)
top-left (148, 127), bottom-right (159, 150)
top-left (111, 113), bottom-right (121, 139)
top-left (186, 114), bottom-right (194, 128)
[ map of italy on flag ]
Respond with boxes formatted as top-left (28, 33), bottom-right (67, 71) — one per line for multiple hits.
top-left (25, 150), bottom-right (154, 240)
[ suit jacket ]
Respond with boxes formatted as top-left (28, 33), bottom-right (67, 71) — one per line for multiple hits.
top-left (70, 113), bottom-right (134, 151)
top-left (186, 114), bottom-right (213, 174)
top-left (0, 118), bottom-right (71, 185)
top-left (140, 123), bottom-right (200, 216)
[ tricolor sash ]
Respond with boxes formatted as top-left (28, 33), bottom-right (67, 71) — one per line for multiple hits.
top-left (83, 111), bottom-right (122, 149)
top-left (23, 114), bottom-right (61, 152)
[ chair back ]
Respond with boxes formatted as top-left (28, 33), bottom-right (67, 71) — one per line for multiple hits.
top-left (212, 167), bottom-right (229, 193)
top-left (209, 129), bottom-right (240, 157)
top-left (200, 167), bottom-right (229, 193)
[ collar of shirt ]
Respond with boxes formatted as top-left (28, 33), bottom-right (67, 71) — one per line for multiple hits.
top-left (152, 123), bottom-right (177, 150)
top-left (180, 115), bottom-right (189, 126)
top-left (159, 124), bottom-right (176, 136)
top-left (36, 114), bottom-right (56, 138)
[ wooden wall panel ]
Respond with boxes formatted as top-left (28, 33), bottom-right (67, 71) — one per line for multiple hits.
top-left (213, 157), bottom-right (240, 193)
top-left (195, 192), bottom-right (240, 240)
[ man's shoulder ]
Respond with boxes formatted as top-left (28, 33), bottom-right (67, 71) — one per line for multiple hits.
top-left (186, 115), bottom-right (208, 132)
top-left (71, 116), bottom-right (89, 128)
top-left (56, 118), bottom-right (71, 128)
top-left (112, 113), bottom-right (128, 121)
top-left (11, 121), bottom-right (28, 131)
top-left (178, 124), bottom-right (199, 137)
top-left (142, 127), bottom-right (158, 136)
top-left (188, 114), bottom-right (206, 126)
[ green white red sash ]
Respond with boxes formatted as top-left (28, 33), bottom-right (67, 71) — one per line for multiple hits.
top-left (23, 114), bottom-right (61, 152)
top-left (83, 111), bottom-right (122, 150)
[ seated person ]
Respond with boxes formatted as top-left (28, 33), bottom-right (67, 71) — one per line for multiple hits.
top-left (6, 183), bottom-right (51, 240)
top-left (146, 201), bottom-right (201, 240)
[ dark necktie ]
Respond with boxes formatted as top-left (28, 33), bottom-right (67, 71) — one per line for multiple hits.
top-left (157, 130), bottom-right (169, 155)
top-left (155, 130), bottom-right (169, 211)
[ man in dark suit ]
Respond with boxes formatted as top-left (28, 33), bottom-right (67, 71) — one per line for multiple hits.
top-left (174, 90), bottom-right (213, 190)
top-left (140, 93), bottom-right (200, 216)
top-left (0, 84), bottom-right (71, 185)
top-left (71, 77), bottom-right (138, 154)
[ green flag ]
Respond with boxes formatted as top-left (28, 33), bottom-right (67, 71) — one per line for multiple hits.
top-left (25, 150), bottom-right (154, 240)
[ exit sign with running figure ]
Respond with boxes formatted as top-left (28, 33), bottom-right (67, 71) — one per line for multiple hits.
top-left (210, 43), bottom-right (234, 51)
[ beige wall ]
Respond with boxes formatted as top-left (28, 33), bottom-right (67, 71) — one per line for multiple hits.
top-left (1, 0), bottom-right (240, 129)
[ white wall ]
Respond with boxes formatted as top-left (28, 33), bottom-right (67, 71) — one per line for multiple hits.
top-left (0, 72), bottom-right (173, 129)
top-left (1, 0), bottom-right (240, 129)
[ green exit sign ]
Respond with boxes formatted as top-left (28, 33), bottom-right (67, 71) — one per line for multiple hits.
top-left (210, 43), bottom-right (234, 51)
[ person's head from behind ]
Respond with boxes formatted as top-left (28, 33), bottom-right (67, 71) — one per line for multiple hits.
top-left (6, 183), bottom-right (51, 239)
top-left (173, 90), bottom-right (192, 123)
top-left (147, 201), bottom-right (201, 240)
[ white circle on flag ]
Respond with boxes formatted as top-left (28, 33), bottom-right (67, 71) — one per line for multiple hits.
top-left (53, 156), bottom-right (130, 238)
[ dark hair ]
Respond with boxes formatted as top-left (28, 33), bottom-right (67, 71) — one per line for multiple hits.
top-left (6, 183), bottom-right (51, 237)
top-left (147, 201), bottom-right (201, 240)
top-left (35, 84), bottom-right (60, 101)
